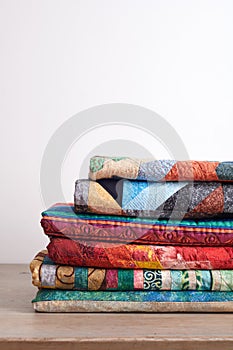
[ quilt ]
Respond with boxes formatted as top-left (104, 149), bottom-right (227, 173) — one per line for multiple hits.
top-left (89, 156), bottom-right (233, 182)
top-left (47, 238), bottom-right (233, 270)
top-left (74, 179), bottom-right (233, 218)
top-left (31, 250), bottom-right (233, 291)
top-left (33, 289), bottom-right (233, 312)
top-left (41, 204), bottom-right (233, 246)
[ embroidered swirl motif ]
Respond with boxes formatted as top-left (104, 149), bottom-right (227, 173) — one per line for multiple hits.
top-left (204, 234), bottom-right (219, 245)
top-left (163, 230), bottom-right (178, 242)
top-left (144, 270), bottom-right (162, 290)
top-left (56, 266), bottom-right (74, 287)
top-left (181, 236), bottom-right (192, 244)
top-left (120, 228), bottom-right (137, 239)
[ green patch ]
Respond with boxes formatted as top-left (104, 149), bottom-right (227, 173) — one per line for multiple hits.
top-left (181, 271), bottom-right (190, 290)
top-left (111, 157), bottom-right (126, 162)
top-left (90, 157), bottom-right (105, 172)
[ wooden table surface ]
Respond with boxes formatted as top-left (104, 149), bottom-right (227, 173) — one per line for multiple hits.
top-left (0, 264), bottom-right (233, 350)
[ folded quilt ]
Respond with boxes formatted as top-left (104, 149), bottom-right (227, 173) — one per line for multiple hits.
top-left (33, 289), bottom-right (233, 312)
top-left (41, 204), bottom-right (233, 246)
top-left (47, 238), bottom-right (233, 270)
top-left (74, 179), bottom-right (233, 219)
top-left (31, 250), bottom-right (233, 291)
top-left (89, 156), bottom-right (233, 182)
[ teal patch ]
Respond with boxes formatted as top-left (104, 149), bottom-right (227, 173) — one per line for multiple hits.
top-left (118, 269), bottom-right (134, 290)
top-left (74, 267), bottom-right (88, 290)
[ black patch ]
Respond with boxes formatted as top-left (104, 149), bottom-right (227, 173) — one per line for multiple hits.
top-left (97, 179), bottom-right (123, 205)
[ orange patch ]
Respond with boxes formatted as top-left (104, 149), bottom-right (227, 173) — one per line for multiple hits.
top-left (188, 186), bottom-right (224, 216)
top-left (165, 161), bottom-right (219, 181)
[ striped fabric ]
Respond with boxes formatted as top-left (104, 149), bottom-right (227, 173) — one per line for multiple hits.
top-left (41, 204), bottom-right (233, 246)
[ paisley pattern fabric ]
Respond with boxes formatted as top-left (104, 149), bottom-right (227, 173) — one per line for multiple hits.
top-left (32, 289), bottom-right (233, 312)
top-left (47, 238), bottom-right (233, 270)
top-left (89, 156), bottom-right (233, 182)
top-left (31, 250), bottom-right (233, 291)
top-left (41, 204), bottom-right (233, 246)
top-left (74, 179), bottom-right (233, 219)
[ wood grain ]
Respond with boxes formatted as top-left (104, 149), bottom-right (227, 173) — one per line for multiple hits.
top-left (0, 264), bottom-right (233, 350)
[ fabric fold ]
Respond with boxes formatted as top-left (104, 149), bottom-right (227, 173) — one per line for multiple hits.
top-left (89, 156), bottom-right (233, 182)
top-left (31, 250), bottom-right (233, 291)
top-left (41, 204), bottom-right (233, 246)
top-left (33, 289), bottom-right (233, 312)
top-left (47, 238), bottom-right (233, 270)
top-left (31, 155), bottom-right (233, 313)
top-left (74, 179), bottom-right (233, 219)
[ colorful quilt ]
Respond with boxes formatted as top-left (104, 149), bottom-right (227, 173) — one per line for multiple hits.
top-left (41, 204), bottom-right (233, 246)
top-left (32, 155), bottom-right (233, 314)
top-left (74, 179), bottom-right (233, 219)
top-left (89, 156), bottom-right (233, 182)
top-left (47, 238), bottom-right (233, 270)
top-left (31, 250), bottom-right (233, 291)
top-left (33, 289), bottom-right (233, 312)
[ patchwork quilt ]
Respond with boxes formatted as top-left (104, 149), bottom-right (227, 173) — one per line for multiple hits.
top-left (74, 179), bottom-right (233, 219)
top-left (31, 156), bottom-right (233, 314)
top-left (41, 204), bottom-right (233, 246)
top-left (33, 289), bottom-right (233, 312)
top-left (31, 250), bottom-right (233, 291)
top-left (47, 238), bottom-right (233, 270)
top-left (89, 156), bottom-right (233, 182)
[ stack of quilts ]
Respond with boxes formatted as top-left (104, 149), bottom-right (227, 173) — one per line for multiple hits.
top-left (31, 156), bottom-right (233, 312)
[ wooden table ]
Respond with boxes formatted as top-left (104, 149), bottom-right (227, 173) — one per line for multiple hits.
top-left (0, 264), bottom-right (233, 350)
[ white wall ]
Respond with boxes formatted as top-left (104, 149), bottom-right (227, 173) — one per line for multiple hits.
top-left (1, 0), bottom-right (233, 263)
